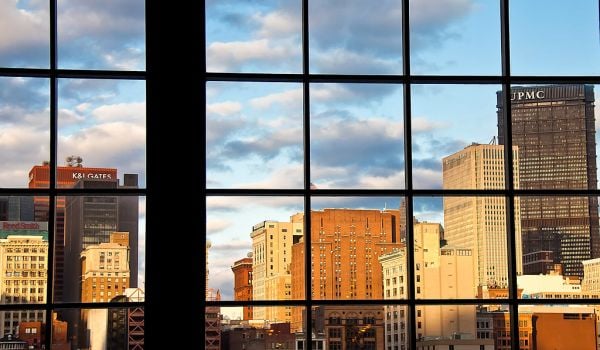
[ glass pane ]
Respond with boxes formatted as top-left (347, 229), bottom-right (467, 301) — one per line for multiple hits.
top-left (0, 309), bottom-right (47, 343)
top-left (206, 82), bottom-right (303, 189)
top-left (56, 196), bottom-right (144, 303)
top-left (55, 306), bottom-right (144, 350)
top-left (414, 196), bottom-right (513, 299)
top-left (309, 1), bottom-right (402, 74)
top-left (502, 84), bottom-right (598, 190)
top-left (218, 306), bottom-right (306, 348)
top-left (518, 196), bottom-right (598, 280)
top-left (0, 1), bottom-right (49, 68)
top-left (0, 77), bottom-right (49, 188)
top-left (312, 304), bottom-right (385, 349)
top-left (415, 304), bottom-right (501, 346)
top-left (205, 196), bottom-right (303, 302)
top-left (412, 84), bottom-right (501, 189)
top-left (57, 0), bottom-right (145, 70)
top-left (205, 0), bottom-right (302, 73)
top-left (311, 197), bottom-right (406, 301)
top-left (410, 0), bottom-right (500, 75)
top-left (0, 196), bottom-right (48, 308)
top-left (517, 305), bottom-right (596, 348)
top-left (510, 0), bottom-right (600, 76)
top-left (57, 79), bottom-right (146, 189)
top-left (311, 84), bottom-right (404, 189)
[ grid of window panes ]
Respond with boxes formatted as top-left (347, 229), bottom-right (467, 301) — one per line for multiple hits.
top-left (0, 1), bottom-right (146, 349)
top-left (205, 1), bottom-right (600, 350)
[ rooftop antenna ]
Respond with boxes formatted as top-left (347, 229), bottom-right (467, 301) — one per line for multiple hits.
top-left (65, 155), bottom-right (83, 167)
top-left (489, 136), bottom-right (497, 145)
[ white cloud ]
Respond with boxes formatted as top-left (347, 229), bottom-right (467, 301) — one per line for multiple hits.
top-left (413, 167), bottom-right (442, 189)
top-left (254, 11), bottom-right (301, 38)
top-left (0, 124), bottom-right (49, 187)
top-left (92, 102), bottom-right (145, 122)
top-left (412, 116), bottom-right (450, 132)
top-left (357, 171), bottom-right (406, 189)
top-left (207, 101), bottom-right (242, 117)
top-left (207, 196), bottom-right (303, 213)
top-left (236, 164), bottom-right (304, 189)
top-left (206, 219), bottom-right (233, 235)
top-left (250, 88), bottom-right (302, 110)
top-left (0, 1), bottom-right (47, 53)
top-left (206, 39), bottom-right (300, 72)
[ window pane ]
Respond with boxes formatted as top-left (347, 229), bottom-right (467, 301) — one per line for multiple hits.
top-left (311, 197), bottom-right (406, 301)
top-left (502, 84), bottom-right (597, 190)
top-left (0, 1), bottom-right (49, 68)
top-left (56, 196), bottom-right (144, 303)
top-left (206, 82), bottom-right (303, 189)
top-left (518, 195), bottom-right (598, 280)
top-left (0, 196), bottom-right (48, 306)
top-left (0, 309), bottom-right (47, 342)
top-left (57, 79), bottom-right (146, 189)
top-left (218, 306), bottom-right (305, 348)
top-left (205, 0), bottom-right (302, 73)
top-left (412, 84), bottom-right (501, 189)
top-left (57, 0), bottom-right (145, 70)
top-left (55, 306), bottom-right (144, 350)
top-left (510, 0), bottom-right (600, 76)
top-left (518, 305), bottom-right (595, 349)
top-left (410, 0), bottom-right (501, 75)
top-left (311, 84), bottom-right (404, 189)
top-left (309, 1), bottom-right (402, 74)
top-left (206, 196), bottom-right (303, 302)
top-left (414, 196), bottom-right (513, 299)
top-left (0, 77), bottom-right (49, 188)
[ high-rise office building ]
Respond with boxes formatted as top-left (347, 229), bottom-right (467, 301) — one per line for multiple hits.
top-left (443, 143), bottom-right (523, 287)
top-left (251, 213), bottom-right (303, 323)
top-left (290, 208), bottom-right (405, 332)
top-left (497, 85), bottom-right (599, 277)
top-left (63, 176), bottom-right (139, 304)
top-left (28, 162), bottom-right (119, 302)
top-left (231, 256), bottom-right (253, 320)
top-left (0, 197), bottom-right (33, 222)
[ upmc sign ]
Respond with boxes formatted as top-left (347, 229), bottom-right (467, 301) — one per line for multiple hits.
top-left (71, 172), bottom-right (113, 180)
top-left (511, 90), bottom-right (546, 101)
top-left (0, 221), bottom-right (48, 231)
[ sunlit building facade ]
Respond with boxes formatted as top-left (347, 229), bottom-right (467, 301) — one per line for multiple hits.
top-left (443, 143), bottom-right (523, 287)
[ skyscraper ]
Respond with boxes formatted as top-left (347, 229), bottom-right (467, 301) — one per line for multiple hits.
top-left (442, 143), bottom-right (523, 287)
top-left (497, 85), bottom-right (599, 277)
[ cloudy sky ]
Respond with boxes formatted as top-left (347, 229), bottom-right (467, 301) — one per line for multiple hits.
top-left (3, 0), bottom-right (600, 317)
top-left (204, 0), bottom-right (600, 314)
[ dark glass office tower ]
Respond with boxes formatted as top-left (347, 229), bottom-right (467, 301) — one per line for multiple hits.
top-left (497, 85), bottom-right (599, 277)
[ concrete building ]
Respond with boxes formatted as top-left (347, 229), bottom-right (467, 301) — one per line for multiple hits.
top-left (290, 208), bottom-right (405, 332)
top-left (481, 306), bottom-right (597, 350)
top-left (498, 85), bottom-right (600, 278)
top-left (231, 255), bottom-right (253, 320)
top-left (0, 234), bottom-right (48, 336)
top-left (443, 143), bottom-right (523, 288)
top-left (221, 322), bottom-right (296, 350)
top-left (251, 213), bottom-right (303, 324)
top-left (583, 258), bottom-right (600, 293)
top-left (80, 232), bottom-right (130, 303)
top-left (380, 221), bottom-right (478, 350)
top-left (312, 305), bottom-right (384, 350)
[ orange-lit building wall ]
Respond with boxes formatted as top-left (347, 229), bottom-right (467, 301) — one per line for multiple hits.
top-left (231, 257), bottom-right (253, 320)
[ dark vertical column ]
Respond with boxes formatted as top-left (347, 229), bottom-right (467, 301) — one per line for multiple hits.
top-left (145, 1), bottom-right (205, 349)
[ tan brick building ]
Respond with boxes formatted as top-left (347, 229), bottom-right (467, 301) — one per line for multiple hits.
top-left (80, 232), bottom-right (130, 303)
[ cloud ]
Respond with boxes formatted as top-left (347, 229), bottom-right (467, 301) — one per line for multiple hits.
top-left (254, 11), bottom-right (301, 38)
top-left (412, 167), bottom-right (443, 189)
top-left (412, 116), bottom-right (450, 133)
top-left (91, 102), bottom-right (145, 123)
top-left (312, 47), bottom-right (402, 74)
top-left (206, 39), bottom-right (300, 72)
top-left (250, 89), bottom-right (302, 110)
top-left (57, 0), bottom-right (145, 69)
top-left (0, 124), bottom-right (49, 187)
top-left (206, 219), bottom-right (233, 235)
top-left (207, 196), bottom-right (303, 213)
top-left (207, 101), bottom-right (243, 117)
top-left (0, 0), bottom-right (48, 67)
top-left (235, 164), bottom-right (304, 189)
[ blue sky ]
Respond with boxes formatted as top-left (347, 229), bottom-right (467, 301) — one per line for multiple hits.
top-left (3, 0), bottom-right (600, 315)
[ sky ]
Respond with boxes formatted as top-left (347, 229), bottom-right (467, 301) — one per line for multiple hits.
top-left (2, 0), bottom-right (600, 318)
